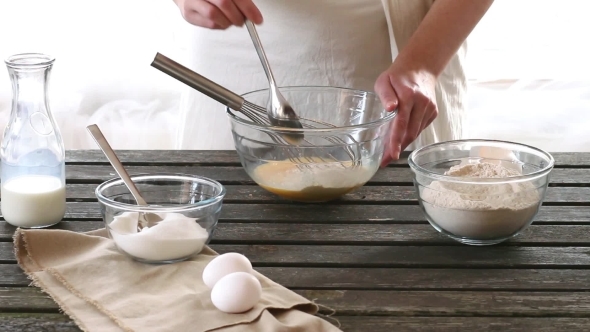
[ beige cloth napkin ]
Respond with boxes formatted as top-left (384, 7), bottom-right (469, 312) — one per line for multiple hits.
top-left (13, 228), bottom-right (341, 332)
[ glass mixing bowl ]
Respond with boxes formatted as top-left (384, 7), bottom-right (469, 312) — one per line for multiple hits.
top-left (227, 86), bottom-right (396, 203)
top-left (96, 174), bottom-right (225, 264)
top-left (408, 139), bottom-right (555, 245)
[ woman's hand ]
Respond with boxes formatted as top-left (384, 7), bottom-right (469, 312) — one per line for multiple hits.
top-left (374, 0), bottom-right (494, 166)
top-left (374, 62), bottom-right (438, 166)
top-left (173, 0), bottom-right (263, 29)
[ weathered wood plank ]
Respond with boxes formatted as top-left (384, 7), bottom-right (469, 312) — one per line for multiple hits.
top-left (59, 165), bottom-right (590, 185)
top-left (297, 290), bottom-right (590, 317)
top-left (335, 317), bottom-right (590, 331)
top-left (209, 245), bottom-right (590, 267)
top-left (220, 185), bottom-right (590, 204)
top-left (2, 204), bottom-right (590, 224)
top-left (2, 314), bottom-right (589, 332)
top-left (3, 264), bottom-right (590, 291)
top-left (0, 265), bottom-right (26, 286)
top-left (2, 149), bottom-right (582, 330)
top-left (64, 150), bottom-right (590, 167)
top-left (37, 184), bottom-right (590, 205)
top-left (3, 243), bottom-right (590, 267)
top-left (211, 224), bottom-right (590, 245)
top-left (2, 222), bottom-right (590, 249)
top-left (0, 288), bottom-right (58, 312)
top-left (3, 287), bottom-right (590, 317)
top-left (233, 267), bottom-right (590, 291)
top-left (62, 165), bottom-right (415, 184)
top-left (3, 222), bottom-right (590, 246)
top-left (0, 313), bottom-right (80, 332)
top-left (57, 183), bottom-right (422, 203)
top-left (546, 152), bottom-right (590, 167)
top-left (224, 204), bottom-right (590, 223)
top-left (0, 221), bottom-right (103, 238)
top-left (549, 169), bottom-right (590, 184)
top-left (204, 204), bottom-right (590, 223)
top-left (97, 165), bottom-right (590, 187)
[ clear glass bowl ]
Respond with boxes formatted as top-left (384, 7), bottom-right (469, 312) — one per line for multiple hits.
top-left (408, 139), bottom-right (555, 245)
top-left (95, 174), bottom-right (225, 263)
top-left (227, 86), bottom-right (396, 203)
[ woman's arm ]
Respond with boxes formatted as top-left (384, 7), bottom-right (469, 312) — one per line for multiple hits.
top-left (377, 0), bottom-right (494, 164)
top-left (397, 0), bottom-right (494, 76)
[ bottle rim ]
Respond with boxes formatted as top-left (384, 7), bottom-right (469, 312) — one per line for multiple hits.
top-left (5, 53), bottom-right (55, 69)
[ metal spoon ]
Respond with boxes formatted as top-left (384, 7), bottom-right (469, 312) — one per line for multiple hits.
top-left (244, 20), bottom-right (304, 144)
top-left (86, 124), bottom-right (162, 230)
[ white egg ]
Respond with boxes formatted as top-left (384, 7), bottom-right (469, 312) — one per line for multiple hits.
top-left (210, 272), bottom-right (262, 313)
top-left (202, 253), bottom-right (253, 288)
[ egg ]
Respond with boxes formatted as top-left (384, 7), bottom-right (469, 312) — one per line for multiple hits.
top-left (202, 252), bottom-right (253, 288)
top-left (210, 272), bottom-right (262, 313)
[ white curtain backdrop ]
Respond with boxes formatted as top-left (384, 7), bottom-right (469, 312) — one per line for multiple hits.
top-left (463, 0), bottom-right (590, 152)
top-left (0, 0), bottom-right (589, 151)
top-left (0, 0), bottom-right (187, 149)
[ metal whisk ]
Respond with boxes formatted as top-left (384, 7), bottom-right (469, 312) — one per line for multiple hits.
top-left (150, 53), bottom-right (361, 168)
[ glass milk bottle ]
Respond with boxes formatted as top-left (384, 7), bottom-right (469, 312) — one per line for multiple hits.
top-left (1, 53), bottom-right (66, 228)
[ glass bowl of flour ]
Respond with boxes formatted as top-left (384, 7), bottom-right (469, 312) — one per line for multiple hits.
top-left (409, 139), bottom-right (555, 246)
top-left (227, 86), bottom-right (396, 203)
top-left (96, 174), bottom-right (225, 263)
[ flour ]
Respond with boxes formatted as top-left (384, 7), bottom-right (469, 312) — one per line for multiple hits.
top-left (108, 212), bottom-right (209, 262)
top-left (420, 162), bottom-right (541, 240)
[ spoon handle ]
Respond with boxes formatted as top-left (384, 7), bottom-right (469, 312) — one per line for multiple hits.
top-left (245, 20), bottom-right (278, 90)
top-left (86, 124), bottom-right (148, 206)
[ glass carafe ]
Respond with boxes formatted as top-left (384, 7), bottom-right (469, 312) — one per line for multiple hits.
top-left (1, 53), bottom-right (66, 228)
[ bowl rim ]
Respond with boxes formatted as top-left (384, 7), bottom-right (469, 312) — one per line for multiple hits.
top-left (408, 139), bottom-right (556, 184)
top-left (225, 85), bottom-right (397, 134)
top-left (95, 173), bottom-right (226, 212)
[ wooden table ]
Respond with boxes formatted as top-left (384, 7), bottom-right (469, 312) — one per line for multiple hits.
top-left (1, 150), bottom-right (590, 331)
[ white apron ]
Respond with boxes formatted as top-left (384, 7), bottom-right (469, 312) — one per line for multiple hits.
top-left (176, 0), bottom-right (465, 150)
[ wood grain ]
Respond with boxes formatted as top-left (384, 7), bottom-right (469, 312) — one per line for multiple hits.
top-left (0, 288), bottom-right (58, 312)
top-left (3, 222), bottom-right (589, 245)
top-left (3, 265), bottom-right (590, 291)
top-left (335, 316), bottom-right (590, 331)
top-left (219, 223), bottom-right (590, 244)
top-left (3, 287), bottom-right (590, 317)
top-left (2, 203), bottom-right (590, 224)
top-left (213, 245), bottom-right (590, 268)
top-left (0, 313), bottom-right (81, 332)
top-left (59, 165), bottom-right (590, 185)
top-left (64, 150), bottom-right (590, 167)
top-left (210, 224), bottom-right (590, 245)
top-left (297, 290), bottom-right (590, 317)
top-left (3, 242), bottom-right (590, 267)
top-left (2, 149), bottom-right (589, 330)
top-left (2, 314), bottom-right (589, 332)
top-left (43, 183), bottom-right (590, 205)
top-left (61, 165), bottom-right (414, 185)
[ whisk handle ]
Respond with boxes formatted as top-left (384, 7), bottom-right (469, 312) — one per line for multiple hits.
top-left (151, 53), bottom-right (244, 110)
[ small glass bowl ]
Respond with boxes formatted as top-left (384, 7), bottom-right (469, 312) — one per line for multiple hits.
top-left (227, 86), bottom-right (396, 203)
top-left (95, 174), bottom-right (225, 263)
top-left (408, 139), bottom-right (555, 246)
